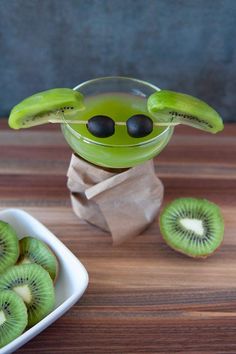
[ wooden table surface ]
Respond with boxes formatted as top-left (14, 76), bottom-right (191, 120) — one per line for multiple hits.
top-left (0, 120), bottom-right (235, 354)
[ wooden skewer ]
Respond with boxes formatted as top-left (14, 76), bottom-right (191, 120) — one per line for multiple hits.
top-left (48, 119), bottom-right (180, 127)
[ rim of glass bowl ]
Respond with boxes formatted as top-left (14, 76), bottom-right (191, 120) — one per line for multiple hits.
top-left (61, 76), bottom-right (172, 148)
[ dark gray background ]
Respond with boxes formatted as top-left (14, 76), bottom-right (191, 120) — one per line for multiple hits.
top-left (0, 0), bottom-right (235, 121)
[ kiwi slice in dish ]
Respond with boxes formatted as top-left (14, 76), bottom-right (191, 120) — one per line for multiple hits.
top-left (0, 264), bottom-right (55, 327)
top-left (17, 237), bottom-right (59, 282)
top-left (147, 90), bottom-right (224, 133)
top-left (0, 290), bottom-right (28, 348)
top-left (0, 221), bottom-right (19, 273)
top-left (159, 198), bottom-right (224, 258)
top-left (9, 88), bottom-right (84, 129)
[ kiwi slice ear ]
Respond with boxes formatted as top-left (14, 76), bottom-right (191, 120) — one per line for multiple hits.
top-left (159, 198), bottom-right (224, 258)
top-left (9, 88), bottom-right (84, 129)
top-left (17, 237), bottom-right (59, 282)
top-left (0, 264), bottom-right (55, 327)
top-left (0, 221), bottom-right (19, 273)
top-left (147, 90), bottom-right (224, 133)
top-left (0, 290), bottom-right (28, 348)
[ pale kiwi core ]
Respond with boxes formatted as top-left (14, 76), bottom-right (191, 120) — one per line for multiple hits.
top-left (180, 218), bottom-right (205, 236)
top-left (0, 311), bottom-right (6, 325)
top-left (13, 285), bottom-right (32, 304)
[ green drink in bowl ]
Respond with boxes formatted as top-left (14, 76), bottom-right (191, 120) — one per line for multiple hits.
top-left (61, 77), bottom-right (174, 168)
top-left (9, 76), bottom-right (224, 169)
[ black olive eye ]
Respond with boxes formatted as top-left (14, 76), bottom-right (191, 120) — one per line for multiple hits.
top-left (126, 115), bottom-right (153, 138)
top-left (87, 115), bottom-right (115, 138)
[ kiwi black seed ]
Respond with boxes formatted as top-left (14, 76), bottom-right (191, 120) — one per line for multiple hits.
top-left (0, 264), bottom-right (55, 327)
top-left (126, 115), bottom-right (153, 138)
top-left (0, 290), bottom-right (28, 348)
top-left (87, 115), bottom-right (115, 138)
top-left (17, 237), bottom-right (59, 282)
top-left (0, 221), bottom-right (19, 273)
top-left (159, 198), bottom-right (224, 258)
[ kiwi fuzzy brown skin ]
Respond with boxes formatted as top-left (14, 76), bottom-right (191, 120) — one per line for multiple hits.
top-left (159, 197), bottom-right (224, 259)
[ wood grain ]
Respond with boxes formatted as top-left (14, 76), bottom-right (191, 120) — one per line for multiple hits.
top-left (0, 120), bottom-right (235, 353)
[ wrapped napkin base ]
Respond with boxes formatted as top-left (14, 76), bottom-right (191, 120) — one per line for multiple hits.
top-left (67, 154), bottom-right (164, 245)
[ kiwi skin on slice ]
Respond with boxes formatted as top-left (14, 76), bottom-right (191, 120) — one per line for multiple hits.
top-left (17, 236), bottom-right (59, 282)
top-left (0, 290), bottom-right (28, 348)
top-left (0, 221), bottom-right (19, 274)
top-left (159, 198), bottom-right (224, 258)
top-left (9, 88), bottom-right (84, 129)
top-left (0, 264), bottom-right (55, 328)
top-left (147, 90), bottom-right (224, 134)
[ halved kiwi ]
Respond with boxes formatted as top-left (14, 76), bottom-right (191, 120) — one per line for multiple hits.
top-left (0, 264), bottom-right (55, 327)
top-left (0, 290), bottom-right (28, 348)
top-left (159, 198), bottom-right (224, 258)
top-left (0, 221), bottom-right (19, 273)
top-left (147, 90), bottom-right (224, 133)
top-left (9, 88), bottom-right (84, 129)
top-left (17, 237), bottom-right (59, 282)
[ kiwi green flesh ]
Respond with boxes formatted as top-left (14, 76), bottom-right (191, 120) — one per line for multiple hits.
top-left (0, 264), bottom-right (55, 327)
top-left (0, 290), bottom-right (28, 348)
top-left (9, 88), bottom-right (84, 129)
top-left (160, 198), bottom-right (224, 258)
top-left (147, 90), bottom-right (224, 134)
top-left (0, 221), bottom-right (19, 274)
top-left (18, 237), bottom-right (59, 282)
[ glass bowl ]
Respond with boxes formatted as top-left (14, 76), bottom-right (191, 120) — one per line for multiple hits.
top-left (61, 77), bottom-right (174, 168)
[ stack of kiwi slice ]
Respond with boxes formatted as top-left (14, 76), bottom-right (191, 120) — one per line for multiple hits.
top-left (0, 220), bottom-right (58, 348)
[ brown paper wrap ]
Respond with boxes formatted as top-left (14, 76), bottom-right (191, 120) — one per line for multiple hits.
top-left (67, 154), bottom-right (164, 245)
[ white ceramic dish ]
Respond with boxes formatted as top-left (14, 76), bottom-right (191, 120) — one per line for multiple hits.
top-left (0, 208), bottom-right (89, 354)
